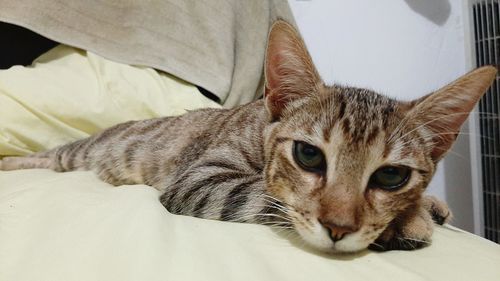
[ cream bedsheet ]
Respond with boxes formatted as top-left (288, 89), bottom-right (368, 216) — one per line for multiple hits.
top-left (1, 170), bottom-right (499, 281)
top-left (0, 46), bottom-right (499, 281)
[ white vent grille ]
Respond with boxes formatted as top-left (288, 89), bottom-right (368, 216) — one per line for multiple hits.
top-left (472, 0), bottom-right (500, 243)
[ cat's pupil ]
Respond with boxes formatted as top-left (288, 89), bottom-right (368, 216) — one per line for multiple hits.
top-left (380, 168), bottom-right (400, 182)
top-left (369, 166), bottom-right (411, 190)
top-left (293, 141), bottom-right (326, 173)
top-left (303, 147), bottom-right (317, 157)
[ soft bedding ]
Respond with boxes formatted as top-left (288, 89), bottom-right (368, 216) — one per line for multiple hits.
top-left (0, 0), bottom-right (296, 106)
top-left (1, 46), bottom-right (499, 281)
top-left (1, 169), bottom-right (500, 281)
top-left (0, 45), bottom-right (219, 156)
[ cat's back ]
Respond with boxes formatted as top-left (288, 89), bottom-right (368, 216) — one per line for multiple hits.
top-left (172, 99), bottom-right (267, 165)
top-left (168, 99), bottom-right (266, 144)
top-left (149, 99), bottom-right (268, 188)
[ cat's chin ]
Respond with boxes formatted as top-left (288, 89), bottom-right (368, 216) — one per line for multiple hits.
top-left (294, 222), bottom-right (369, 254)
top-left (302, 239), bottom-right (369, 255)
top-left (322, 241), bottom-right (369, 254)
top-left (330, 239), bottom-right (370, 254)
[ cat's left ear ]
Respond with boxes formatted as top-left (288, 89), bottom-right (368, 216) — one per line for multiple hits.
top-left (410, 66), bottom-right (497, 162)
top-left (264, 20), bottom-right (322, 121)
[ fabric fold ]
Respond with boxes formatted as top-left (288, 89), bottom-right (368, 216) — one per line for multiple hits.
top-left (0, 0), bottom-right (296, 106)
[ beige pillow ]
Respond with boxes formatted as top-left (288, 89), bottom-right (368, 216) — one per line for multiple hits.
top-left (0, 45), bottom-right (220, 157)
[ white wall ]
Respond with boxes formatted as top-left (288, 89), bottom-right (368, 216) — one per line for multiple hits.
top-left (288, 0), bottom-right (475, 231)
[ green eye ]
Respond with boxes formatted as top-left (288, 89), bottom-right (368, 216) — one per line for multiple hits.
top-left (369, 166), bottom-right (411, 190)
top-left (293, 141), bottom-right (326, 173)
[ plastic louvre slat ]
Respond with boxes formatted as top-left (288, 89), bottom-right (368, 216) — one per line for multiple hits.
top-left (487, 0), bottom-right (499, 241)
top-left (476, 3), bottom-right (489, 238)
top-left (478, 2), bottom-right (489, 238)
top-left (481, 2), bottom-right (495, 240)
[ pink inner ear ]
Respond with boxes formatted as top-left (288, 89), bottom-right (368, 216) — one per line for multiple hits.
top-left (263, 20), bottom-right (322, 120)
top-left (429, 124), bottom-right (460, 161)
top-left (428, 105), bottom-right (471, 161)
top-left (413, 66), bottom-right (498, 161)
top-left (265, 52), bottom-right (284, 94)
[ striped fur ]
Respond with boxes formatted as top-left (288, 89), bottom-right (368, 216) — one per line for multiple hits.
top-left (1, 21), bottom-right (496, 253)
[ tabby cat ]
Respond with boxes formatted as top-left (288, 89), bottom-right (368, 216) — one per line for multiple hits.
top-left (1, 20), bottom-right (496, 253)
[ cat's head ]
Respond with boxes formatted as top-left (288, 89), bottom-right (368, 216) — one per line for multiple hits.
top-left (262, 20), bottom-right (496, 253)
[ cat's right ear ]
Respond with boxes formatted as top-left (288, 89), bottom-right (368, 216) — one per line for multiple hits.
top-left (264, 20), bottom-right (322, 121)
top-left (409, 66), bottom-right (497, 162)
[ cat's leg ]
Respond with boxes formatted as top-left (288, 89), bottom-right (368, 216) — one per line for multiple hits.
top-left (0, 138), bottom-right (89, 173)
top-left (1, 118), bottom-right (188, 188)
top-left (0, 156), bottom-right (53, 170)
top-left (1, 138), bottom-right (134, 187)
top-left (369, 195), bottom-right (451, 251)
top-left (0, 139), bottom-right (135, 187)
top-left (0, 120), bottom-right (142, 186)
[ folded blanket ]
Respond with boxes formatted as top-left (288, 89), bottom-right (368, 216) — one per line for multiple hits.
top-left (0, 0), bottom-right (295, 107)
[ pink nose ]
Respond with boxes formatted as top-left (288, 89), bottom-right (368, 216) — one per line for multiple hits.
top-left (319, 220), bottom-right (358, 242)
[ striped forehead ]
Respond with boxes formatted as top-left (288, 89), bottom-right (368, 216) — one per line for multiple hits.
top-left (310, 87), bottom-right (397, 144)
top-left (285, 86), bottom-right (404, 150)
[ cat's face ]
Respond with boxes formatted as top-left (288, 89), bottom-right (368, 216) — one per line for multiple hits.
top-left (264, 86), bottom-right (432, 252)
top-left (263, 21), bottom-right (496, 253)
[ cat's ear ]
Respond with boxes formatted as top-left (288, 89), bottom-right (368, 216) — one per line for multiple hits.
top-left (264, 20), bottom-right (322, 121)
top-left (410, 66), bottom-right (497, 162)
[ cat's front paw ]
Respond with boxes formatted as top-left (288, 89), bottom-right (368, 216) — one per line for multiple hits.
top-left (422, 195), bottom-right (452, 225)
top-left (369, 195), bottom-right (452, 251)
top-left (369, 204), bottom-right (434, 251)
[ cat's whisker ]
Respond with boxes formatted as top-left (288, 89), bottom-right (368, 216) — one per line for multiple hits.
top-left (253, 213), bottom-right (294, 222)
top-left (386, 105), bottom-right (488, 144)
top-left (252, 205), bottom-right (291, 219)
top-left (397, 237), bottom-right (426, 250)
top-left (289, 213), bottom-right (314, 231)
top-left (223, 201), bottom-right (295, 222)
top-left (390, 111), bottom-right (494, 146)
top-left (258, 194), bottom-right (290, 207)
top-left (260, 225), bottom-right (294, 231)
top-left (259, 197), bottom-right (297, 215)
top-left (262, 223), bottom-right (295, 230)
top-left (439, 148), bottom-right (465, 159)
top-left (387, 112), bottom-right (413, 144)
top-left (254, 197), bottom-right (287, 208)
top-left (470, 111), bottom-right (499, 117)
top-left (390, 113), bottom-right (454, 145)
top-left (391, 131), bottom-right (490, 160)
top-left (390, 113), bottom-right (456, 145)
top-left (262, 198), bottom-right (289, 211)
top-left (395, 237), bottom-right (413, 250)
top-left (370, 241), bottom-right (386, 251)
top-left (392, 130), bottom-right (490, 160)
top-left (223, 211), bottom-right (293, 223)
top-left (396, 132), bottom-right (494, 148)
top-left (402, 237), bottom-right (431, 244)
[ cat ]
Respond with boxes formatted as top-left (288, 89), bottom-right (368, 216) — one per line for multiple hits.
top-left (1, 20), bottom-right (496, 253)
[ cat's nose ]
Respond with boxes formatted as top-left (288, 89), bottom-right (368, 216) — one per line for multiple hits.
top-left (319, 220), bottom-right (358, 242)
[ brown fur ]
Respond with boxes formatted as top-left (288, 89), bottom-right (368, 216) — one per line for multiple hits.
top-left (0, 20), bottom-right (496, 253)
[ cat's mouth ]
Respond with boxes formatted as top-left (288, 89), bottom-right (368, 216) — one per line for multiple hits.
top-left (264, 196), bottom-right (377, 253)
top-left (265, 199), bottom-right (366, 253)
top-left (293, 221), bottom-right (365, 253)
top-left (288, 215), bottom-right (379, 253)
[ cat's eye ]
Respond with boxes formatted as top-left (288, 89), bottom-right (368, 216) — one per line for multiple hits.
top-left (293, 141), bottom-right (326, 173)
top-left (369, 166), bottom-right (411, 190)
